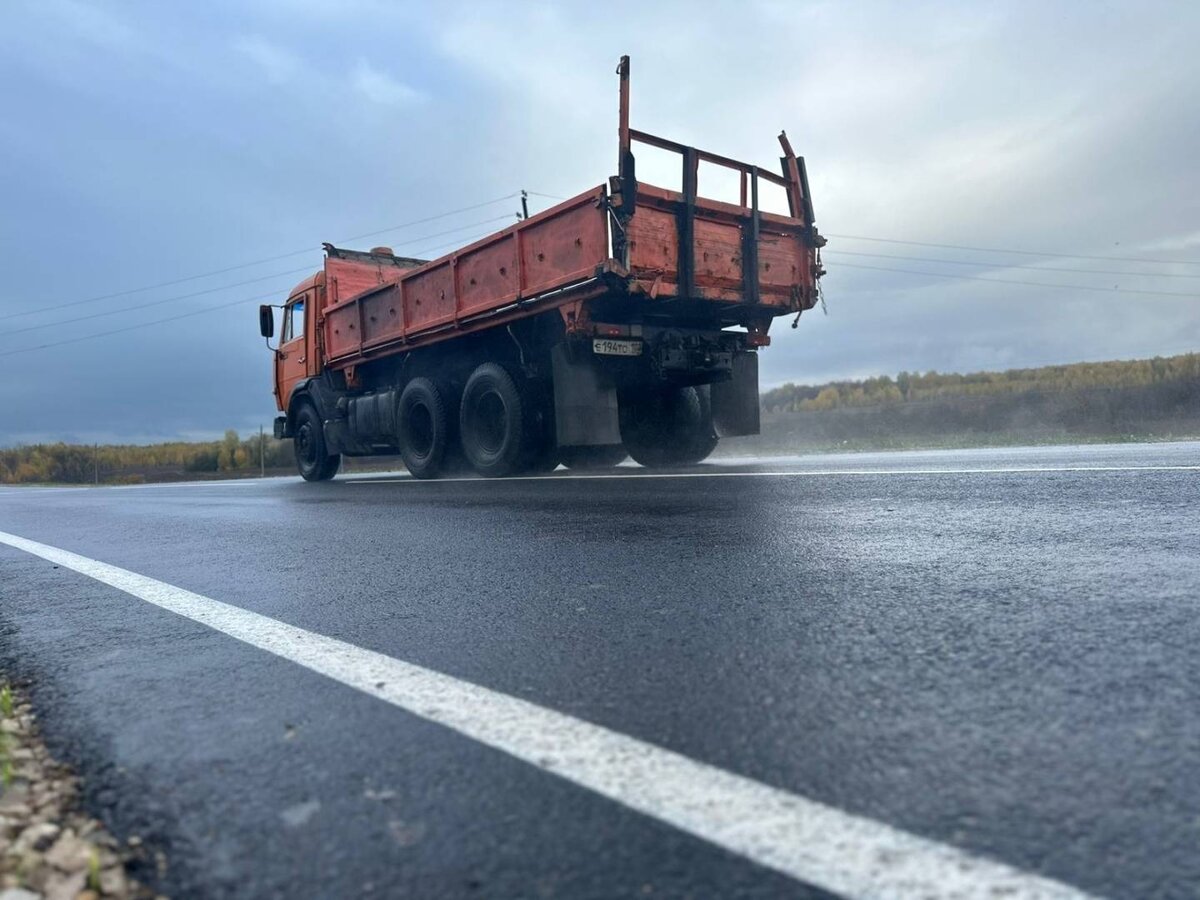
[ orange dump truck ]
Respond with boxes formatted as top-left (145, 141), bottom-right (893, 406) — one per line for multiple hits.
top-left (261, 56), bottom-right (825, 480)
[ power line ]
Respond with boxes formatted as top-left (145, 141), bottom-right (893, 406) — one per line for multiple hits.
top-left (835, 261), bottom-right (1200, 299)
top-left (826, 249), bottom-right (1200, 280)
top-left (0, 224), bottom-right (532, 358)
top-left (4, 213), bottom-right (517, 339)
top-left (371, 213), bottom-right (514, 256)
top-left (825, 233), bottom-right (1200, 268)
top-left (408, 231), bottom-right (508, 259)
top-left (335, 197), bottom-right (518, 245)
top-left (0, 291), bottom-right (279, 359)
top-left (9, 192), bottom-right (522, 318)
top-left (2, 266), bottom-right (317, 337)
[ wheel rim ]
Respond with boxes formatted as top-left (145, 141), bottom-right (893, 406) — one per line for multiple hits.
top-left (473, 390), bottom-right (508, 455)
top-left (407, 403), bottom-right (434, 460)
top-left (296, 422), bottom-right (317, 466)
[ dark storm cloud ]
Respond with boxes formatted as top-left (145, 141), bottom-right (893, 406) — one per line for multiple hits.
top-left (1, 0), bottom-right (1197, 443)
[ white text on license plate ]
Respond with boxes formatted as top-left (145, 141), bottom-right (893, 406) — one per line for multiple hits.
top-left (593, 339), bottom-right (642, 357)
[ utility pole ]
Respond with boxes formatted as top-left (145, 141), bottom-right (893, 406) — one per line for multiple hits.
top-left (93, 444), bottom-right (99, 485)
top-left (260, 425), bottom-right (265, 477)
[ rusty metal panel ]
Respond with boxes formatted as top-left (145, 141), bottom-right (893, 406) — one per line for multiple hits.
top-left (324, 303), bottom-right (361, 359)
top-left (322, 186), bottom-right (611, 368)
top-left (403, 262), bottom-right (456, 333)
top-left (457, 238), bottom-right (519, 317)
top-left (325, 256), bottom-right (405, 307)
top-left (360, 286), bottom-right (403, 345)
top-left (519, 198), bottom-right (608, 295)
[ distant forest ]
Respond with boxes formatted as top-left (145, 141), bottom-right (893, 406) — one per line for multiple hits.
top-left (761, 352), bottom-right (1200, 413)
top-left (746, 352), bottom-right (1200, 453)
top-left (0, 431), bottom-right (293, 486)
top-left (1, 352), bottom-right (1197, 484)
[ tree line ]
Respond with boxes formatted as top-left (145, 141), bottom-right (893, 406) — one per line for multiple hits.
top-left (760, 352), bottom-right (1200, 413)
top-left (0, 431), bottom-right (294, 485)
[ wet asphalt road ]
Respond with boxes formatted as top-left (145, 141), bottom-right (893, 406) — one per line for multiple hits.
top-left (1, 442), bottom-right (1198, 899)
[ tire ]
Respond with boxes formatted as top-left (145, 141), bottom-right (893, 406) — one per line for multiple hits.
top-left (677, 386), bottom-right (719, 465)
top-left (558, 444), bottom-right (628, 470)
top-left (293, 402), bottom-right (341, 481)
top-left (459, 363), bottom-right (530, 477)
top-left (620, 386), bottom-right (719, 468)
top-left (396, 378), bottom-right (450, 479)
top-left (520, 380), bottom-right (559, 474)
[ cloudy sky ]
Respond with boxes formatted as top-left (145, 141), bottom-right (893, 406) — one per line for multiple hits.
top-left (2, 0), bottom-right (1198, 444)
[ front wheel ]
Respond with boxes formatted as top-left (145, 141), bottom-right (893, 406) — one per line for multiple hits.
top-left (293, 403), bottom-right (341, 481)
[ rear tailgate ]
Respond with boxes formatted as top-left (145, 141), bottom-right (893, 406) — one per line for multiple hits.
top-left (612, 58), bottom-right (822, 318)
top-left (625, 184), bottom-right (816, 311)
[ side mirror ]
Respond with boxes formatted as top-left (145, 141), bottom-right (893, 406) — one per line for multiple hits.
top-left (259, 305), bottom-right (275, 339)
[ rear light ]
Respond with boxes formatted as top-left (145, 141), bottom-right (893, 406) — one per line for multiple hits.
top-left (593, 323), bottom-right (629, 337)
top-left (747, 333), bottom-right (771, 347)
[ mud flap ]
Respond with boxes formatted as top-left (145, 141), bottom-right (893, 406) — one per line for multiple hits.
top-left (552, 344), bottom-right (621, 447)
top-left (711, 350), bottom-right (760, 437)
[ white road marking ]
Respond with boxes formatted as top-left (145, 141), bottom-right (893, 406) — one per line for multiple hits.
top-left (0, 530), bottom-right (1093, 899)
top-left (347, 463), bottom-right (1200, 485)
top-left (0, 478), bottom-right (272, 496)
top-left (0, 461), bottom-right (1195, 495)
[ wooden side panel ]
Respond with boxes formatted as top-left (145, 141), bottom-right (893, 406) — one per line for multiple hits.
top-left (694, 218), bottom-right (744, 292)
top-left (626, 206), bottom-right (679, 281)
top-left (757, 229), bottom-right (808, 299)
top-left (628, 188), bottom-right (810, 308)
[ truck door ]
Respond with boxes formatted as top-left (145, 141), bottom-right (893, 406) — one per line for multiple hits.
top-left (275, 293), bottom-right (309, 407)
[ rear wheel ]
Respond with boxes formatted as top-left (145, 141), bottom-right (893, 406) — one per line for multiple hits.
top-left (619, 386), bottom-right (718, 468)
top-left (293, 403), bottom-right (341, 481)
top-left (558, 445), bottom-right (628, 470)
top-left (396, 378), bottom-right (450, 479)
top-left (459, 363), bottom-right (531, 477)
top-left (520, 380), bottom-right (558, 474)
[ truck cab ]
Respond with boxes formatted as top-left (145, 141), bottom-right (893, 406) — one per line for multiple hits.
top-left (273, 275), bottom-right (321, 414)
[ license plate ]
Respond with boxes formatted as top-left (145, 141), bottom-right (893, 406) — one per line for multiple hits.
top-left (593, 338), bottom-right (642, 357)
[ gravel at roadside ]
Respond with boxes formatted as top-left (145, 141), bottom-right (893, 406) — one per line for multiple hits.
top-left (0, 681), bottom-right (157, 900)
